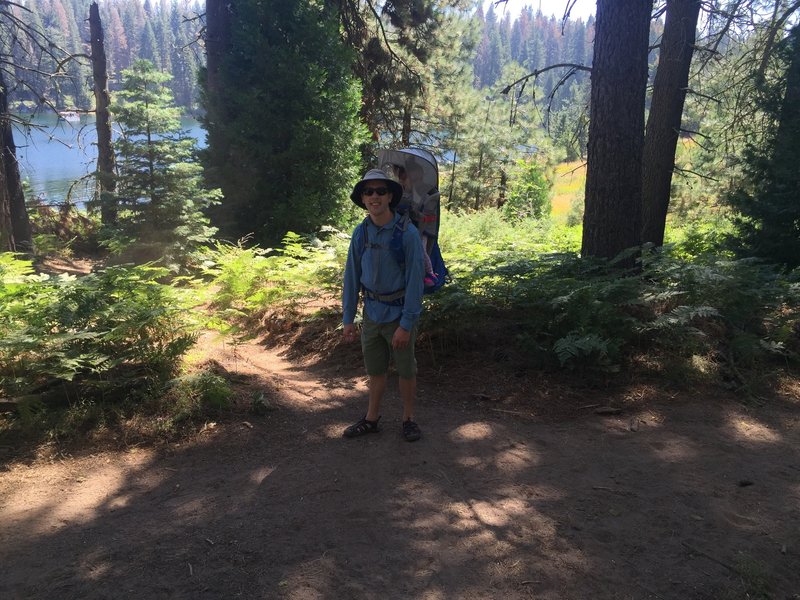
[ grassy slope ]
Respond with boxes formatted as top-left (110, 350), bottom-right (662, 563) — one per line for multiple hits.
top-left (550, 160), bottom-right (586, 219)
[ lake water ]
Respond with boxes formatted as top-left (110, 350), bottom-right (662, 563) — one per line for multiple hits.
top-left (14, 114), bottom-right (206, 207)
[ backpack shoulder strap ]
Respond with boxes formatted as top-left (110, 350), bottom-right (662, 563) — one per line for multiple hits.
top-left (357, 217), bottom-right (370, 259)
top-left (358, 214), bottom-right (409, 306)
top-left (389, 213), bottom-right (410, 268)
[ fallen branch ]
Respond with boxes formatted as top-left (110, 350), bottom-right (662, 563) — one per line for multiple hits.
top-left (489, 408), bottom-right (535, 418)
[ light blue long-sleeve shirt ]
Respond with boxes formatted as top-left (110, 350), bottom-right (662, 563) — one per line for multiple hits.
top-left (342, 212), bottom-right (425, 331)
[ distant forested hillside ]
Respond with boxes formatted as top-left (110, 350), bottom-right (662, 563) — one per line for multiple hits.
top-left (8, 0), bottom-right (203, 112)
top-left (473, 4), bottom-right (593, 100)
top-left (472, 4), bottom-right (666, 156)
top-left (6, 0), bottom-right (608, 119)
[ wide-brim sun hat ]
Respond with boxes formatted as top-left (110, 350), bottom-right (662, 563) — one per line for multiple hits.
top-left (350, 169), bottom-right (403, 209)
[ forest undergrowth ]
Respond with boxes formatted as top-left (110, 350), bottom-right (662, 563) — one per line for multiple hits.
top-left (1, 196), bottom-right (799, 454)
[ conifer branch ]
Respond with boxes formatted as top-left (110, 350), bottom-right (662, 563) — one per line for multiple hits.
top-left (685, 87), bottom-right (721, 104)
top-left (364, 0), bottom-right (422, 85)
top-left (674, 165), bottom-right (718, 181)
top-left (500, 63), bottom-right (590, 95)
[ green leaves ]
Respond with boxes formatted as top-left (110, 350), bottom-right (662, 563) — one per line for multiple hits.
top-left (106, 60), bottom-right (219, 271)
top-left (553, 333), bottom-right (613, 369)
top-left (201, 0), bottom-right (365, 246)
top-left (503, 158), bottom-right (552, 221)
top-left (641, 305), bottom-right (720, 333)
top-left (1, 257), bottom-right (195, 400)
top-left (198, 231), bottom-right (348, 321)
top-left (425, 213), bottom-right (799, 371)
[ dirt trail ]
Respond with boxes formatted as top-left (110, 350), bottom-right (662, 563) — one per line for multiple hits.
top-left (1, 336), bottom-right (799, 599)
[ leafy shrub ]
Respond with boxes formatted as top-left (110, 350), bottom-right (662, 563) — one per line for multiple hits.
top-left (162, 370), bottom-right (233, 424)
top-left (430, 250), bottom-right (645, 370)
top-left (641, 252), bottom-right (800, 365)
top-left (104, 60), bottom-right (220, 272)
top-left (26, 201), bottom-right (101, 258)
top-left (193, 209), bottom-right (798, 379)
top-left (724, 27), bottom-right (800, 268)
top-left (199, 230), bottom-right (349, 321)
top-left (665, 216), bottom-right (735, 260)
top-left (502, 158), bottom-right (551, 220)
top-left (426, 213), bottom-right (799, 373)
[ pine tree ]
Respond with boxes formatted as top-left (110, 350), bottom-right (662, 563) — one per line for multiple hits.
top-left (103, 4), bottom-right (128, 89)
top-left (169, 2), bottom-right (192, 109)
top-left (727, 25), bottom-right (800, 268)
top-left (12, 1), bottom-right (48, 105)
top-left (110, 59), bottom-right (218, 268)
top-left (641, 0), bottom-right (701, 247)
top-left (201, 0), bottom-right (365, 245)
top-left (474, 4), bottom-right (508, 88)
top-left (156, 0), bottom-right (173, 75)
top-left (119, 0), bottom-right (146, 65)
top-left (139, 20), bottom-right (161, 67)
top-left (581, 0), bottom-right (651, 263)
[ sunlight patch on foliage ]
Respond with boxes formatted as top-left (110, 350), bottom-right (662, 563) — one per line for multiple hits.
top-left (551, 160), bottom-right (586, 219)
top-left (1, 255), bottom-right (196, 410)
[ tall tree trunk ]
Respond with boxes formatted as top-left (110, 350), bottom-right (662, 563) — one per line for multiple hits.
top-left (581, 0), bottom-right (652, 263)
top-left (448, 129), bottom-right (458, 207)
top-left (641, 0), bottom-right (701, 247)
top-left (497, 168), bottom-right (507, 208)
top-left (90, 1), bottom-right (117, 225)
top-left (401, 100), bottom-right (412, 146)
top-left (205, 0), bottom-right (232, 98)
top-left (0, 126), bottom-right (13, 251)
top-left (775, 26), bottom-right (800, 154)
top-left (751, 24), bottom-right (800, 265)
top-left (474, 147), bottom-right (484, 210)
top-left (0, 69), bottom-right (32, 253)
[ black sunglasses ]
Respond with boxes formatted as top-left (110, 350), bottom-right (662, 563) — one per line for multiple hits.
top-left (362, 187), bottom-right (389, 197)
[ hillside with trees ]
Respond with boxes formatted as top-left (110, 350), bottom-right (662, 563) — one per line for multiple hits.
top-left (6, 0), bottom-right (204, 113)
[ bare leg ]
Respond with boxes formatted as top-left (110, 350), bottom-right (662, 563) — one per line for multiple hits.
top-left (366, 374), bottom-right (386, 421)
top-left (399, 376), bottom-right (416, 421)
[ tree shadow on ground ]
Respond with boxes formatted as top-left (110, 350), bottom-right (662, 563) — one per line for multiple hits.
top-left (1, 338), bottom-right (799, 599)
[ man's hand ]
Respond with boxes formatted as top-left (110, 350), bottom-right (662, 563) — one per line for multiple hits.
top-left (392, 326), bottom-right (411, 349)
top-left (343, 323), bottom-right (358, 343)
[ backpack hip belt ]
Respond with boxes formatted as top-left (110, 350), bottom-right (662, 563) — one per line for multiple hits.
top-left (362, 286), bottom-right (405, 306)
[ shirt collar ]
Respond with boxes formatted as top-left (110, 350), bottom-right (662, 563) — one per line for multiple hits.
top-left (368, 211), bottom-right (399, 231)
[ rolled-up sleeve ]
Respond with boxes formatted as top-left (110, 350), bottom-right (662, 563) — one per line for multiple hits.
top-left (399, 226), bottom-right (425, 331)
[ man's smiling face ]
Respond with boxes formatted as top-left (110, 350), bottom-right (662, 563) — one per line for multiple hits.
top-left (362, 183), bottom-right (392, 224)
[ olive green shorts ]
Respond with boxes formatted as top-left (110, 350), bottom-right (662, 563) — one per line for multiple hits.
top-left (361, 314), bottom-right (417, 379)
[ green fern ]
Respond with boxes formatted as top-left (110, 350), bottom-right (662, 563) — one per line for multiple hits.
top-left (641, 305), bottom-right (720, 332)
top-left (553, 333), bottom-right (612, 368)
top-left (1, 255), bottom-right (195, 401)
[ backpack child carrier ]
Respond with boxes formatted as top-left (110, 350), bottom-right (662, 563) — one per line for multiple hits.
top-left (376, 147), bottom-right (448, 294)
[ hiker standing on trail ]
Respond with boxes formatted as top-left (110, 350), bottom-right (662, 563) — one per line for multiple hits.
top-left (341, 169), bottom-right (425, 442)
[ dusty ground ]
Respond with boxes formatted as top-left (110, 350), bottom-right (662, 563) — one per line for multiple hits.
top-left (1, 332), bottom-right (799, 599)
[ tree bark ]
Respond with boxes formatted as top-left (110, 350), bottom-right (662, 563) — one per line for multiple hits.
top-left (90, 2), bottom-right (117, 225)
top-left (401, 99), bottom-right (412, 147)
top-left (641, 0), bottom-right (701, 247)
top-left (0, 123), bottom-right (13, 251)
top-left (205, 0), bottom-right (232, 98)
top-left (0, 69), bottom-right (32, 253)
top-left (772, 26), bottom-right (800, 172)
top-left (581, 0), bottom-right (652, 263)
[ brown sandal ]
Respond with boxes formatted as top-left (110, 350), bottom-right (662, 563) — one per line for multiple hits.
top-left (343, 415), bottom-right (381, 438)
top-left (402, 419), bottom-right (421, 442)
